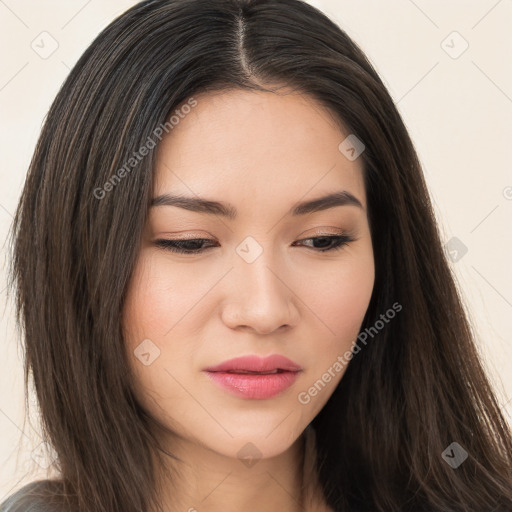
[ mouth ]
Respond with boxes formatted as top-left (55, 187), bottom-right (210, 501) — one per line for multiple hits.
top-left (220, 369), bottom-right (287, 375)
top-left (203, 354), bottom-right (302, 374)
top-left (202, 354), bottom-right (303, 399)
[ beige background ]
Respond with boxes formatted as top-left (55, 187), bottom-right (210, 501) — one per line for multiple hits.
top-left (1, 0), bottom-right (511, 498)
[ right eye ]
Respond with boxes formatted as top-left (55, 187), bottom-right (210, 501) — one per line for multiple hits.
top-left (154, 238), bottom-right (218, 254)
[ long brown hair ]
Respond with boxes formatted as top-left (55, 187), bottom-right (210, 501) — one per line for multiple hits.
top-left (5, 0), bottom-right (512, 511)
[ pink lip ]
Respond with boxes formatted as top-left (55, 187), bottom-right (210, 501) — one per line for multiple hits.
top-left (204, 354), bottom-right (302, 373)
top-left (203, 355), bottom-right (303, 400)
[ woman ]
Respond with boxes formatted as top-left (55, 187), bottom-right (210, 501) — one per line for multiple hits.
top-left (2, 0), bottom-right (512, 511)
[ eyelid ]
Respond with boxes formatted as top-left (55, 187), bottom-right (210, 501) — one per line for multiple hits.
top-left (298, 226), bottom-right (349, 237)
top-left (153, 231), bottom-right (212, 239)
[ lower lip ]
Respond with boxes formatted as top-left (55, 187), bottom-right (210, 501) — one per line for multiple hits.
top-left (204, 370), bottom-right (301, 399)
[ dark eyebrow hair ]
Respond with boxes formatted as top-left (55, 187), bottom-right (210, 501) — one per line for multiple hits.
top-left (150, 190), bottom-right (364, 219)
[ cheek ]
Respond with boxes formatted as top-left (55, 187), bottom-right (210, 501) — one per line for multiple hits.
top-left (121, 255), bottom-right (192, 426)
top-left (324, 268), bottom-right (373, 344)
top-left (123, 251), bottom-right (196, 341)
top-left (294, 250), bottom-right (375, 349)
top-left (292, 244), bottom-right (374, 405)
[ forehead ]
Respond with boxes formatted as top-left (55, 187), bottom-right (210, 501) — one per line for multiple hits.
top-left (153, 88), bottom-right (367, 213)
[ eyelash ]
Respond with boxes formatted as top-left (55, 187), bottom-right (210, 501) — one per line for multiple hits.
top-left (154, 234), bottom-right (354, 255)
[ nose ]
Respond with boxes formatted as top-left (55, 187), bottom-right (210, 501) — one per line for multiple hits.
top-left (220, 256), bottom-right (300, 335)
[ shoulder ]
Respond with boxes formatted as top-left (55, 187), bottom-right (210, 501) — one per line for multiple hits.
top-left (0, 480), bottom-right (65, 512)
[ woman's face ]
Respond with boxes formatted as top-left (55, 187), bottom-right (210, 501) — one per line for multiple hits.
top-left (122, 88), bottom-right (374, 461)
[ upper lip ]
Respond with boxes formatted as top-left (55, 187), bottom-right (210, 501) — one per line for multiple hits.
top-left (203, 354), bottom-right (302, 373)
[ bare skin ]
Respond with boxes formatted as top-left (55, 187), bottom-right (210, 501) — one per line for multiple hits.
top-left (122, 87), bottom-right (375, 511)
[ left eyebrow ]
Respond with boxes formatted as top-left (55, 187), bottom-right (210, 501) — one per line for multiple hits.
top-left (150, 190), bottom-right (364, 220)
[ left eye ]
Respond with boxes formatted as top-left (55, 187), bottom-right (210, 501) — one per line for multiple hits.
top-left (154, 235), bottom-right (354, 255)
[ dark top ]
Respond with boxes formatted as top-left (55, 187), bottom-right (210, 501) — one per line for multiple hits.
top-left (0, 480), bottom-right (63, 512)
